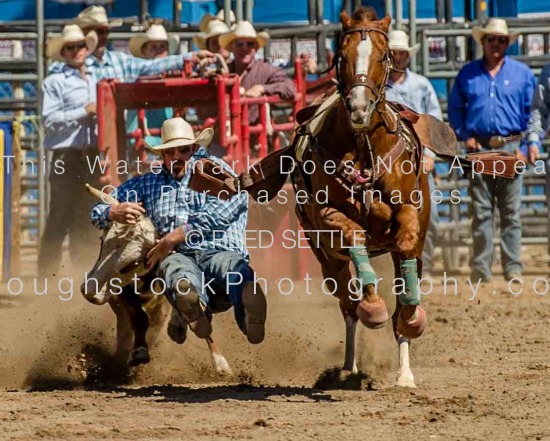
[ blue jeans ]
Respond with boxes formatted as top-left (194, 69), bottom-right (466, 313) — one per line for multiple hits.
top-left (158, 250), bottom-right (253, 332)
top-left (470, 142), bottom-right (523, 279)
top-left (422, 172), bottom-right (440, 273)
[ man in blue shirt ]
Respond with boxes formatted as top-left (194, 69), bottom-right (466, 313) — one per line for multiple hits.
top-left (91, 117), bottom-right (267, 345)
top-left (38, 25), bottom-right (101, 278)
top-left (448, 18), bottom-right (536, 283)
top-left (385, 30), bottom-right (443, 280)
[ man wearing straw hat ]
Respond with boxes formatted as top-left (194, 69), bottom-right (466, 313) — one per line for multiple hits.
top-left (126, 23), bottom-right (179, 155)
top-left (448, 18), bottom-right (536, 284)
top-left (385, 29), bottom-right (443, 281)
top-left (38, 25), bottom-right (101, 278)
top-left (194, 19), bottom-right (232, 63)
top-left (48, 6), bottom-right (212, 82)
top-left (90, 117), bottom-right (267, 345)
top-left (129, 23), bottom-right (180, 60)
top-left (220, 21), bottom-right (295, 122)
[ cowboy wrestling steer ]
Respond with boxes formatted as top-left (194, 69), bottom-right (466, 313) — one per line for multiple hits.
top-left (81, 184), bottom-right (232, 375)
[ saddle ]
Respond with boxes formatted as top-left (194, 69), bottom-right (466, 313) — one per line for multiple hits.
top-left (188, 97), bottom-right (519, 199)
top-left (189, 148), bottom-right (295, 201)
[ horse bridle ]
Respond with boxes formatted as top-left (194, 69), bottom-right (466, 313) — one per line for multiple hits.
top-left (335, 26), bottom-right (393, 107)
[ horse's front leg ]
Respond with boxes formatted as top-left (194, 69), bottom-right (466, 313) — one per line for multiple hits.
top-left (206, 337), bottom-right (233, 376)
top-left (320, 257), bottom-right (359, 373)
top-left (390, 251), bottom-right (417, 387)
top-left (394, 204), bottom-right (427, 340)
top-left (320, 207), bottom-right (389, 329)
top-left (342, 311), bottom-right (358, 373)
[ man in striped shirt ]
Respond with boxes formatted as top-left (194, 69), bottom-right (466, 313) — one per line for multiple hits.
top-left (91, 117), bottom-right (267, 345)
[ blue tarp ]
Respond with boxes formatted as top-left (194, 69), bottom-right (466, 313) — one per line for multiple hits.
top-left (1, 0), bottom-right (549, 24)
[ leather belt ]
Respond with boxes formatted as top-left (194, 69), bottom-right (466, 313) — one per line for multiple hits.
top-left (476, 134), bottom-right (522, 149)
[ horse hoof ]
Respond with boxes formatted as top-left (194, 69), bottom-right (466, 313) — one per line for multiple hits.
top-left (356, 299), bottom-right (389, 329)
top-left (211, 353), bottom-right (233, 377)
top-left (127, 346), bottom-right (150, 367)
top-left (397, 306), bottom-right (427, 339)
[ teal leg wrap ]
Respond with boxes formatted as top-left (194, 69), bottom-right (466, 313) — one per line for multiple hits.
top-left (349, 246), bottom-right (377, 287)
top-left (400, 258), bottom-right (420, 305)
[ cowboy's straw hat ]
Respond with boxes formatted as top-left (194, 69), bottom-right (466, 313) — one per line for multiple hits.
top-left (73, 5), bottom-right (123, 29)
top-left (472, 18), bottom-right (518, 45)
top-left (388, 30), bottom-right (420, 55)
top-left (146, 118), bottom-right (214, 153)
top-left (219, 21), bottom-right (269, 50)
top-left (199, 9), bottom-right (237, 33)
top-left (129, 24), bottom-right (180, 58)
top-left (193, 20), bottom-right (230, 50)
top-left (46, 24), bottom-right (98, 62)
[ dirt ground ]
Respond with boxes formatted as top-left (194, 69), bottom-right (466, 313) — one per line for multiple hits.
top-left (1, 252), bottom-right (550, 441)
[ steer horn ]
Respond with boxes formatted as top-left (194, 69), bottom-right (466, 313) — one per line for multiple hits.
top-left (85, 183), bottom-right (120, 205)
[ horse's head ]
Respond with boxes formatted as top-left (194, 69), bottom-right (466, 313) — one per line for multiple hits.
top-left (338, 8), bottom-right (392, 130)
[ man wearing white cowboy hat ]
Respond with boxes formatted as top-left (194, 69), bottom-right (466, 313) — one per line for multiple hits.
top-left (90, 117), bottom-right (267, 345)
top-left (38, 24), bottom-right (101, 278)
top-left (126, 23), bottom-right (180, 159)
top-left (194, 19), bottom-right (231, 62)
top-left (385, 29), bottom-right (443, 281)
top-left (129, 23), bottom-right (180, 60)
top-left (48, 5), bottom-right (213, 82)
top-left (448, 17), bottom-right (536, 284)
top-left (220, 21), bottom-right (295, 123)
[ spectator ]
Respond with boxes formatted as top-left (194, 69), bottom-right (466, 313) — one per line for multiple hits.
top-left (385, 30), bottom-right (443, 281)
top-left (219, 20), bottom-right (295, 157)
top-left (194, 19), bottom-right (231, 63)
top-left (526, 54), bottom-right (550, 274)
top-left (129, 23), bottom-right (180, 60)
top-left (220, 21), bottom-right (295, 116)
top-left (38, 25), bottom-right (100, 278)
top-left (127, 24), bottom-right (178, 161)
top-left (448, 18), bottom-right (536, 284)
top-left (48, 5), bottom-right (211, 81)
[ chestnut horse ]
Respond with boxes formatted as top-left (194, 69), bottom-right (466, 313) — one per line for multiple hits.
top-left (293, 8), bottom-right (429, 386)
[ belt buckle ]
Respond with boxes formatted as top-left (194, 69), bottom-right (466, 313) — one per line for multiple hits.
top-left (488, 136), bottom-right (505, 149)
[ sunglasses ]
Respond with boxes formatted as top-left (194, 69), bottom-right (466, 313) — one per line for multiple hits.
top-left (485, 35), bottom-right (509, 45)
top-left (64, 41), bottom-right (87, 51)
top-left (165, 144), bottom-right (198, 155)
top-left (235, 40), bottom-right (256, 48)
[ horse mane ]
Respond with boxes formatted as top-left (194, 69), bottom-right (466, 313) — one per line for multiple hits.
top-left (351, 6), bottom-right (378, 22)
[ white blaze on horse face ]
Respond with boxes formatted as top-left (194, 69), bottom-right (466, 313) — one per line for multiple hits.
top-left (351, 36), bottom-right (374, 128)
top-left (356, 37), bottom-right (373, 77)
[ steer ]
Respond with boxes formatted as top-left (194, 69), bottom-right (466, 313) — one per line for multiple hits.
top-left (81, 184), bottom-right (232, 375)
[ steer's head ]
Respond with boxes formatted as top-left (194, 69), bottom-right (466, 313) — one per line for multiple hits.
top-left (80, 184), bottom-right (158, 305)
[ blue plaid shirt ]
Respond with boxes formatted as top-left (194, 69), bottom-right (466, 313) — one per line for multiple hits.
top-left (48, 49), bottom-right (190, 81)
top-left (91, 147), bottom-right (250, 258)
